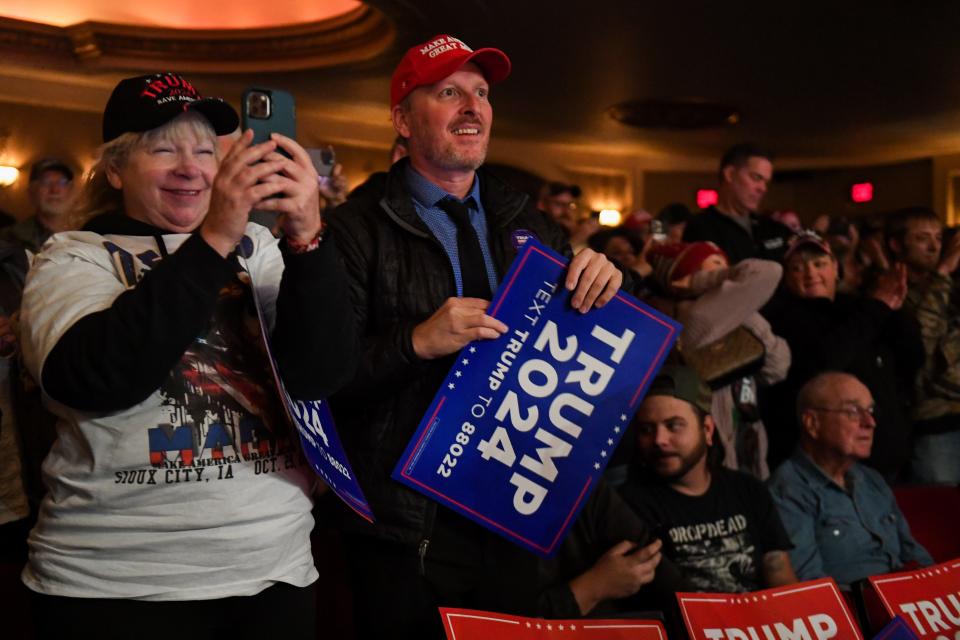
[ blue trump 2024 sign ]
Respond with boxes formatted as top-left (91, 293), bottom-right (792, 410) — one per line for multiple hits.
top-left (392, 239), bottom-right (679, 556)
top-left (247, 262), bottom-right (375, 523)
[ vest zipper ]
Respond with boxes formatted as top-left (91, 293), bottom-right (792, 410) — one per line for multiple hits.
top-left (418, 538), bottom-right (430, 576)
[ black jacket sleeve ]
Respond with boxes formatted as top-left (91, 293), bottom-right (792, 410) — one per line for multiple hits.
top-left (537, 481), bottom-right (689, 618)
top-left (325, 208), bottom-right (432, 399)
top-left (41, 234), bottom-right (235, 411)
top-left (271, 238), bottom-right (357, 400)
top-left (881, 307), bottom-right (926, 387)
top-left (42, 233), bottom-right (356, 412)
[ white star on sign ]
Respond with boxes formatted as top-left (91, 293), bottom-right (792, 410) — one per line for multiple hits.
top-left (526, 623), bottom-right (531, 628)
top-left (600, 450), bottom-right (607, 457)
top-left (469, 346), bottom-right (476, 353)
top-left (620, 414), bottom-right (627, 421)
top-left (607, 438), bottom-right (613, 445)
top-left (536, 624), bottom-right (542, 630)
top-left (571, 625), bottom-right (577, 631)
top-left (547, 625), bottom-right (552, 631)
top-left (454, 371), bottom-right (462, 378)
top-left (462, 358), bottom-right (470, 366)
top-left (614, 426), bottom-right (621, 433)
top-left (559, 625), bottom-right (565, 631)
top-left (448, 383), bottom-right (455, 390)
top-left (594, 462), bottom-right (600, 470)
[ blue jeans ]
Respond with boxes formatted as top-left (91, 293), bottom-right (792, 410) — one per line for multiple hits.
top-left (911, 430), bottom-right (960, 484)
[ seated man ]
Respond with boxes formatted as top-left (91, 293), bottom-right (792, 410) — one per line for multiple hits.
top-left (768, 372), bottom-right (933, 586)
top-left (619, 365), bottom-right (797, 593)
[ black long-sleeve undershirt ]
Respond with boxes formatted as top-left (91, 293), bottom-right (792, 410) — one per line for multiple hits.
top-left (41, 227), bottom-right (355, 412)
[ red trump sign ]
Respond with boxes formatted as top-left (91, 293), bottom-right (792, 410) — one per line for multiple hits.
top-left (677, 578), bottom-right (863, 640)
top-left (869, 559), bottom-right (960, 639)
top-left (439, 608), bottom-right (667, 640)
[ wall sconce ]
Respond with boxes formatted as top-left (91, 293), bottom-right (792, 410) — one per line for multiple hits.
top-left (0, 166), bottom-right (19, 187)
top-left (598, 209), bottom-right (622, 226)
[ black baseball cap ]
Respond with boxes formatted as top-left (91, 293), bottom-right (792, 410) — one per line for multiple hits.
top-left (30, 158), bottom-right (73, 182)
top-left (646, 365), bottom-right (712, 414)
top-left (102, 72), bottom-right (239, 143)
top-left (542, 181), bottom-right (582, 199)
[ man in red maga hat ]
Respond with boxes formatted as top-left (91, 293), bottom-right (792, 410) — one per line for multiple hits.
top-left (326, 34), bottom-right (648, 638)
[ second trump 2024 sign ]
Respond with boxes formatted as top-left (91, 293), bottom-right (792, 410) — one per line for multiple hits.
top-left (392, 239), bottom-right (680, 556)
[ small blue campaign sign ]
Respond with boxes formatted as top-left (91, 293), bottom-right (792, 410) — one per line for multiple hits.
top-left (280, 394), bottom-right (374, 522)
top-left (247, 260), bottom-right (374, 523)
top-left (392, 239), bottom-right (679, 556)
top-left (873, 617), bottom-right (921, 640)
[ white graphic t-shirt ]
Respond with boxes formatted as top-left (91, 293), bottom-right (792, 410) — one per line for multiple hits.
top-left (20, 225), bottom-right (318, 600)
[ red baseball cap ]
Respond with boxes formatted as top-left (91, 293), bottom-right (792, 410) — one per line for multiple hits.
top-left (648, 241), bottom-right (729, 291)
top-left (390, 34), bottom-right (511, 108)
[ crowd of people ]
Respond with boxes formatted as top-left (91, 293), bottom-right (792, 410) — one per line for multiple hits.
top-left (0, 32), bottom-right (953, 639)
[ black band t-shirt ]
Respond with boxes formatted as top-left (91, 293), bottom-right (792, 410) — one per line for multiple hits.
top-left (619, 467), bottom-right (792, 593)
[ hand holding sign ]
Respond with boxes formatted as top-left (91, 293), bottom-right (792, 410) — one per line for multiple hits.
top-left (566, 248), bottom-right (623, 313)
top-left (412, 297), bottom-right (509, 360)
top-left (394, 240), bottom-right (679, 556)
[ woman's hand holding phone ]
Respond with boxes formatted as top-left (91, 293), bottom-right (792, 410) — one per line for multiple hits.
top-left (252, 133), bottom-right (322, 245)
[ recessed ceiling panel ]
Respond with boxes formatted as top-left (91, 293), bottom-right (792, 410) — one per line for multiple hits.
top-left (1, 0), bottom-right (361, 29)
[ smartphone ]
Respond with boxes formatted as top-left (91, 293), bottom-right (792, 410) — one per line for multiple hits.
top-left (241, 87), bottom-right (296, 157)
top-left (308, 146), bottom-right (336, 178)
top-left (651, 219), bottom-right (667, 243)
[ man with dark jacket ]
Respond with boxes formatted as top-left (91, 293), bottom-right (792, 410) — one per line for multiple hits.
top-left (327, 34), bottom-right (635, 638)
top-left (684, 143), bottom-right (792, 264)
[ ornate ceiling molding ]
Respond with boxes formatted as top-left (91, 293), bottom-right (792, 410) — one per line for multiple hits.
top-left (0, 5), bottom-right (394, 73)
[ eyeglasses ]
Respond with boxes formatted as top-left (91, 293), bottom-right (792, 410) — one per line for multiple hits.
top-left (546, 197), bottom-right (577, 211)
top-left (810, 404), bottom-right (877, 423)
top-left (35, 177), bottom-right (71, 188)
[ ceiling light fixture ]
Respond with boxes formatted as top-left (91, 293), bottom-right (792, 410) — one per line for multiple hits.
top-left (598, 209), bottom-right (622, 227)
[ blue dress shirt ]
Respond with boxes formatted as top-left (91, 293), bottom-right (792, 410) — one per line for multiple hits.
top-left (768, 450), bottom-right (933, 586)
top-left (405, 164), bottom-right (499, 297)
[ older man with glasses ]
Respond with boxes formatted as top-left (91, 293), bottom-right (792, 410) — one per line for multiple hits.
top-left (768, 371), bottom-right (932, 586)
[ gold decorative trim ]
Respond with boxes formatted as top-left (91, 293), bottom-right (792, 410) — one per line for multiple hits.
top-left (0, 5), bottom-right (393, 73)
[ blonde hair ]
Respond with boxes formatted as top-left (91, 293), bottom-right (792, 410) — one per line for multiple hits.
top-left (74, 112), bottom-right (218, 225)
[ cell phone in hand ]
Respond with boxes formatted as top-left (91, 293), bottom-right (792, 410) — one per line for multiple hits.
top-left (308, 146), bottom-right (336, 178)
top-left (241, 88), bottom-right (296, 158)
top-left (651, 219), bottom-right (667, 243)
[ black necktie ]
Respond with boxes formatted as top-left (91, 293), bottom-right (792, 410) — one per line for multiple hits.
top-left (437, 197), bottom-right (491, 299)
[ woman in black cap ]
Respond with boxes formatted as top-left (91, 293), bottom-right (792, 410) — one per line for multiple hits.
top-left (18, 72), bottom-right (355, 638)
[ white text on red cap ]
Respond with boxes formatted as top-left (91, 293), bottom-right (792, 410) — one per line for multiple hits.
top-left (419, 36), bottom-right (473, 59)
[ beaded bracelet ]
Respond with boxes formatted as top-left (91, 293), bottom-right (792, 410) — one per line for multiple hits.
top-left (286, 228), bottom-right (323, 254)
